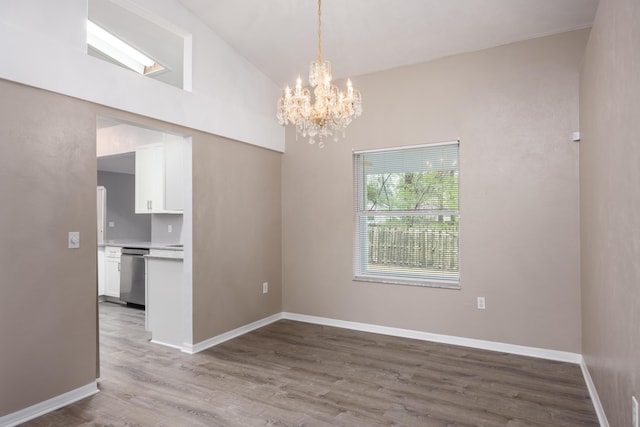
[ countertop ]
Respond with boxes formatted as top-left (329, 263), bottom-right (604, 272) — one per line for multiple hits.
top-left (99, 241), bottom-right (184, 251)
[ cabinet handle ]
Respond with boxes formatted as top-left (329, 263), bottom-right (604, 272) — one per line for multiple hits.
top-left (149, 200), bottom-right (152, 210)
top-left (118, 262), bottom-right (120, 272)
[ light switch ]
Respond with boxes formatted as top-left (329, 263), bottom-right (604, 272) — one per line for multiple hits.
top-left (108, 221), bottom-right (115, 228)
top-left (68, 231), bottom-right (80, 249)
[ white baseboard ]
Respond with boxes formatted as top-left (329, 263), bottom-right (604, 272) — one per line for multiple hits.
top-left (580, 357), bottom-right (609, 427)
top-left (183, 310), bottom-right (583, 363)
top-left (182, 312), bottom-right (283, 354)
top-left (1, 315), bottom-right (606, 426)
top-left (150, 339), bottom-right (183, 350)
top-left (281, 313), bottom-right (611, 424)
top-left (282, 312), bottom-right (582, 364)
top-left (181, 310), bottom-right (606, 426)
top-left (0, 381), bottom-right (98, 427)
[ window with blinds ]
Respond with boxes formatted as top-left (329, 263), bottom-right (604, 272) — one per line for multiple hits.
top-left (354, 141), bottom-right (460, 288)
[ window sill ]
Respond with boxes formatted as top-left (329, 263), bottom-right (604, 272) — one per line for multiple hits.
top-left (353, 275), bottom-right (460, 290)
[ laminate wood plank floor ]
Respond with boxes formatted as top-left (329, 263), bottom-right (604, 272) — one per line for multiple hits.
top-left (24, 302), bottom-right (598, 426)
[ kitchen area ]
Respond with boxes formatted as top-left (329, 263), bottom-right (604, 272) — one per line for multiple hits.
top-left (96, 116), bottom-right (191, 349)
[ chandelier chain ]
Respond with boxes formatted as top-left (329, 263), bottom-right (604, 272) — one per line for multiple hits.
top-left (317, 0), bottom-right (322, 61)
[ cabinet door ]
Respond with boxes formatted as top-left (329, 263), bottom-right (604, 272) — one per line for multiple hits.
top-left (135, 144), bottom-right (165, 213)
top-left (97, 247), bottom-right (105, 296)
top-left (147, 258), bottom-right (184, 347)
top-left (164, 140), bottom-right (185, 212)
top-left (105, 256), bottom-right (121, 298)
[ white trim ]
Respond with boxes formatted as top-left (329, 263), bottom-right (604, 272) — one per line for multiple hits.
top-left (0, 316), bottom-right (607, 426)
top-left (281, 312), bottom-right (582, 364)
top-left (177, 311), bottom-right (606, 426)
top-left (150, 340), bottom-right (184, 350)
top-left (580, 357), bottom-right (609, 427)
top-left (353, 139), bottom-right (460, 154)
top-left (182, 313), bottom-right (283, 354)
top-left (0, 381), bottom-right (98, 427)
top-left (353, 274), bottom-right (461, 289)
top-left (179, 313), bottom-right (608, 427)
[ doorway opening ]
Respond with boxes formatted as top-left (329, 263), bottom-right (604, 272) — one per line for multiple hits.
top-left (96, 115), bottom-right (192, 364)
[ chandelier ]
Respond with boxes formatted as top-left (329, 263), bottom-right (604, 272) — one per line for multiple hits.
top-left (276, 0), bottom-right (362, 148)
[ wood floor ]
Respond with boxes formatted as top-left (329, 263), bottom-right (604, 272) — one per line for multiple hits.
top-left (24, 302), bottom-right (598, 426)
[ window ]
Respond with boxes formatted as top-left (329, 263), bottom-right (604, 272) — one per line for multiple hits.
top-left (354, 141), bottom-right (460, 288)
top-left (87, 0), bottom-right (190, 90)
top-left (87, 20), bottom-right (165, 76)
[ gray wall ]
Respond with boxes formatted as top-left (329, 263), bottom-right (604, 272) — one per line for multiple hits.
top-left (192, 135), bottom-right (282, 342)
top-left (7, 17), bottom-right (634, 421)
top-left (282, 29), bottom-right (588, 353)
top-left (580, 0), bottom-right (640, 424)
top-left (98, 171), bottom-right (151, 242)
top-left (0, 81), bottom-right (98, 416)
top-left (151, 214), bottom-right (183, 244)
top-left (0, 80), bottom-right (283, 418)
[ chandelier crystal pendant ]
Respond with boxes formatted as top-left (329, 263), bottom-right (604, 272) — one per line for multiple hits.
top-left (276, 0), bottom-right (362, 148)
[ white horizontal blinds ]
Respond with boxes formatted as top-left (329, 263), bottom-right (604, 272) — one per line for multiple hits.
top-left (354, 142), bottom-right (460, 286)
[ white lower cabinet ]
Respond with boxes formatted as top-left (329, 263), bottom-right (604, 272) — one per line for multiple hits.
top-left (104, 246), bottom-right (122, 299)
top-left (146, 249), bottom-right (184, 348)
top-left (98, 246), bottom-right (105, 296)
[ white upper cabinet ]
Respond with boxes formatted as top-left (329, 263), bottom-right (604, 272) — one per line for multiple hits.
top-left (135, 143), bottom-right (164, 213)
top-left (135, 140), bottom-right (185, 214)
top-left (164, 139), bottom-right (185, 211)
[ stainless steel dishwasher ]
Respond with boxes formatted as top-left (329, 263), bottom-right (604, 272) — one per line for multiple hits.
top-left (120, 247), bottom-right (149, 307)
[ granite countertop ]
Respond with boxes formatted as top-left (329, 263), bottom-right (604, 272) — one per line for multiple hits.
top-left (99, 241), bottom-right (184, 251)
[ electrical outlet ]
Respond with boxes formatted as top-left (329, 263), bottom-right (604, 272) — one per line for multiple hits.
top-left (262, 282), bottom-right (269, 294)
top-left (633, 396), bottom-right (638, 427)
top-left (477, 297), bottom-right (486, 310)
top-left (108, 221), bottom-right (115, 228)
top-left (168, 224), bottom-right (173, 233)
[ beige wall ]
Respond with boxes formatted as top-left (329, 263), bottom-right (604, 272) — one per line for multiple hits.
top-left (192, 135), bottom-right (282, 342)
top-left (0, 79), bottom-right (283, 416)
top-left (0, 81), bottom-right (98, 415)
top-left (580, 0), bottom-right (640, 424)
top-left (10, 16), bottom-right (636, 419)
top-left (282, 30), bottom-right (589, 353)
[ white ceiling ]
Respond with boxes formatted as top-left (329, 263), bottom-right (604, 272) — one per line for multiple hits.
top-left (175, 0), bottom-right (599, 87)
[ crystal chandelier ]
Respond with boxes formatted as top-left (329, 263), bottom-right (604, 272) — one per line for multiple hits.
top-left (276, 0), bottom-right (362, 148)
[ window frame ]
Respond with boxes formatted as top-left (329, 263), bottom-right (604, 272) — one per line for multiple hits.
top-left (87, 0), bottom-right (191, 90)
top-left (353, 140), bottom-right (461, 289)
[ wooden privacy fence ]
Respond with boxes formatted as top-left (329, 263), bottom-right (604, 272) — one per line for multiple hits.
top-left (368, 227), bottom-right (459, 271)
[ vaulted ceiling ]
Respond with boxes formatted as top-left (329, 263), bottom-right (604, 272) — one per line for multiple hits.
top-left (175, 0), bottom-right (599, 86)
